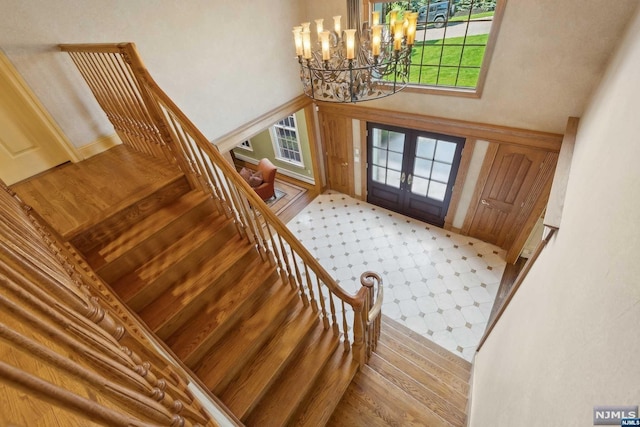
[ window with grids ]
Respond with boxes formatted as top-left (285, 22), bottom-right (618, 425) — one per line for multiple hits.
top-left (270, 114), bottom-right (304, 166)
top-left (369, 0), bottom-right (500, 92)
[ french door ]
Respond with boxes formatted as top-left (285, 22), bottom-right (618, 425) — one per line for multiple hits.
top-left (367, 123), bottom-right (465, 227)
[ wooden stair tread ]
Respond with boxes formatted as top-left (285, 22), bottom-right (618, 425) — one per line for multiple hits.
top-left (141, 241), bottom-right (262, 338)
top-left (87, 190), bottom-right (214, 271)
top-left (243, 326), bottom-right (340, 426)
top-left (382, 315), bottom-right (472, 378)
top-left (110, 216), bottom-right (238, 310)
top-left (164, 254), bottom-right (279, 364)
top-left (193, 283), bottom-right (297, 394)
top-left (221, 303), bottom-right (320, 419)
top-left (378, 330), bottom-right (470, 396)
top-left (368, 349), bottom-right (467, 424)
top-left (375, 342), bottom-right (467, 411)
top-left (290, 344), bottom-right (359, 427)
top-left (99, 208), bottom-right (228, 286)
top-left (329, 364), bottom-right (454, 427)
top-left (68, 174), bottom-right (190, 246)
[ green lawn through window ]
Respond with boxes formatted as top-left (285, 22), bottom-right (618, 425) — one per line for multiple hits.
top-left (408, 34), bottom-right (489, 87)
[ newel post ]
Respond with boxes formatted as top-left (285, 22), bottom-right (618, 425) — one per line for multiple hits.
top-left (350, 293), bottom-right (367, 367)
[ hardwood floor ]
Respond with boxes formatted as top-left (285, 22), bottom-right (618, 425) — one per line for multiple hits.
top-left (11, 144), bottom-right (182, 239)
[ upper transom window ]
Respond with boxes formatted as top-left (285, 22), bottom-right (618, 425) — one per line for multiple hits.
top-left (368, 0), bottom-right (502, 95)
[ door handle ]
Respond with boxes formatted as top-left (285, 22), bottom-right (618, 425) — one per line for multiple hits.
top-left (481, 199), bottom-right (490, 206)
top-left (341, 162), bottom-right (348, 167)
top-left (407, 174), bottom-right (413, 185)
top-left (401, 172), bottom-right (406, 183)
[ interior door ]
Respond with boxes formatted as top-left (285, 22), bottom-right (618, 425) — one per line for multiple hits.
top-left (0, 52), bottom-right (71, 185)
top-left (321, 112), bottom-right (353, 195)
top-left (468, 144), bottom-right (551, 248)
top-left (367, 123), bottom-right (465, 227)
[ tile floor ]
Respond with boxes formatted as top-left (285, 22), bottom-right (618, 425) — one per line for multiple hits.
top-left (288, 191), bottom-right (506, 361)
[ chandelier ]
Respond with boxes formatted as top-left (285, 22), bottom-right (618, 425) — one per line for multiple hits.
top-left (292, 1), bottom-right (417, 103)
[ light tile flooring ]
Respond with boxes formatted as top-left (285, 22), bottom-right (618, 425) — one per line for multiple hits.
top-left (288, 191), bottom-right (506, 361)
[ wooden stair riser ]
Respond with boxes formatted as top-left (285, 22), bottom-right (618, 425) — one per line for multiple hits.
top-left (338, 366), bottom-right (452, 427)
top-left (243, 328), bottom-right (341, 426)
top-left (379, 330), bottom-right (470, 396)
top-left (195, 284), bottom-right (298, 394)
top-left (120, 220), bottom-right (240, 312)
top-left (94, 194), bottom-right (218, 281)
top-left (368, 350), bottom-right (467, 425)
top-left (221, 307), bottom-right (321, 419)
top-left (69, 175), bottom-right (191, 253)
top-left (172, 259), bottom-right (281, 367)
top-left (291, 347), bottom-right (359, 427)
top-left (381, 319), bottom-right (472, 375)
top-left (143, 243), bottom-right (260, 339)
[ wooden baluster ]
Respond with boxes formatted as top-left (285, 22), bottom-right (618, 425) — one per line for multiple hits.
top-left (303, 264), bottom-right (319, 312)
top-left (350, 303), bottom-right (366, 365)
top-left (0, 244), bottom-right (124, 342)
top-left (1, 252), bottom-right (197, 411)
top-left (102, 53), bottom-right (153, 156)
top-left (291, 253), bottom-right (310, 306)
top-left (341, 300), bottom-right (351, 352)
top-left (0, 284), bottom-right (209, 424)
top-left (315, 276), bottom-right (330, 329)
top-left (199, 151), bottom-right (227, 214)
top-left (109, 52), bottom-right (156, 145)
top-left (0, 360), bottom-right (159, 427)
top-left (327, 288), bottom-right (339, 336)
top-left (205, 156), bottom-right (235, 218)
top-left (262, 216), bottom-right (285, 273)
top-left (164, 110), bottom-right (203, 182)
top-left (277, 235), bottom-right (295, 290)
top-left (0, 324), bottom-right (188, 427)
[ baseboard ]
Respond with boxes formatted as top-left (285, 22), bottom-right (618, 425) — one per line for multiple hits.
top-left (78, 133), bottom-right (122, 159)
top-left (466, 360), bottom-right (475, 427)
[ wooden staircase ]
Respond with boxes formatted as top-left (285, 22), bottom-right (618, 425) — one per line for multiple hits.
top-left (68, 171), bottom-right (359, 426)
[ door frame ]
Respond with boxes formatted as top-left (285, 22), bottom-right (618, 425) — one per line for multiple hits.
top-left (0, 52), bottom-right (79, 170)
top-left (365, 122), bottom-right (466, 227)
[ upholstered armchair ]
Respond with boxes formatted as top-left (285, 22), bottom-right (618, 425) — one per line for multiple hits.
top-left (253, 158), bottom-right (277, 201)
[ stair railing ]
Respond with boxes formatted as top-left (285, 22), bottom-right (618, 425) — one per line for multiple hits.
top-left (0, 180), bottom-right (231, 426)
top-left (59, 42), bottom-right (383, 366)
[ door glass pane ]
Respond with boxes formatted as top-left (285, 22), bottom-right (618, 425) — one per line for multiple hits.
top-left (428, 180), bottom-right (447, 201)
top-left (372, 147), bottom-right (387, 167)
top-left (431, 162), bottom-right (452, 183)
top-left (387, 151), bottom-right (403, 171)
top-left (389, 131), bottom-right (405, 152)
top-left (387, 169), bottom-right (401, 188)
top-left (434, 141), bottom-right (456, 163)
top-left (411, 176), bottom-right (429, 196)
top-left (373, 128), bottom-right (385, 148)
top-left (372, 165), bottom-right (386, 183)
top-left (413, 158), bottom-right (433, 178)
top-left (416, 137), bottom-right (436, 159)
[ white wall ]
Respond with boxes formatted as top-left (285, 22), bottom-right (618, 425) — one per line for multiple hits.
top-left (0, 0), bottom-right (304, 148)
top-left (307, 0), bottom-right (638, 134)
top-left (470, 7), bottom-right (640, 427)
top-left (3, 0), bottom-right (636, 151)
